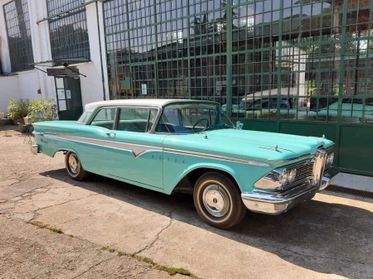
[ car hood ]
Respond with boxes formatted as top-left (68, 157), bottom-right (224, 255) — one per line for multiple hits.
top-left (163, 129), bottom-right (334, 164)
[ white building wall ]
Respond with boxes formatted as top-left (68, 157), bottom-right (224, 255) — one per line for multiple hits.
top-left (17, 70), bottom-right (41, 100)
top-left (0, 0), bottom-right (15, 114)
top-left (0, 0), bottom-right (106, 114)
top-left (0, 0), bottom-right (44, 111)
top-left (79, 1), bottom-right (107, 105)
top-left (28, 0), bottom-right (55, 101)
top-left (0, 0), bottom-right (11, 74)
top-left (0, 75), bottom-right (20, 113)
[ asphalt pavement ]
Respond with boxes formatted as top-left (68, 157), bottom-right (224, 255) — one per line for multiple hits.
top-left (1, 126), bottom-right (372, 279)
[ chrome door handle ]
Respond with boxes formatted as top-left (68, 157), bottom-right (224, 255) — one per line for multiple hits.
top-left (106, 131), bottom-right (116, 137)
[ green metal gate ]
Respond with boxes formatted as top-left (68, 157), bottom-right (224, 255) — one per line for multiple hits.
top-left (234, 0), bottom-right (373, 176)
top-left (103, 0), bottom-right (373, 176)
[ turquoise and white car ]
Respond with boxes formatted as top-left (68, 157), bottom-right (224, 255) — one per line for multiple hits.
top-left (32, 99), bottom-right (335, 229)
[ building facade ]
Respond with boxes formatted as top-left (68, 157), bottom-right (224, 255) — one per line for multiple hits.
top-left (1, 0), bottom-right (373, 180)
top-left (0, 0), bottom-right (109, 120)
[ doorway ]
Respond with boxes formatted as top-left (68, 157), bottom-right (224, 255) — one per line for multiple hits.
top-left (55, 77), bottom-right (83, 120)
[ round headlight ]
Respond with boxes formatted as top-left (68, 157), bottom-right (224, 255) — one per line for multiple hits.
top-left (288, 169), bottom-right (297, 184)
top-left (326, 152), bottom-right (334, 167)
top-left (278, 171), bottom-right (289, 185)
top-left (256, 168), bottom-right (297, 190)
top-left (278, 169), bottom-right (296, 185)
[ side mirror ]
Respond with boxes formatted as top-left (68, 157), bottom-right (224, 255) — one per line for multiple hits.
top-left (236, 121), bottom-right (244, 130)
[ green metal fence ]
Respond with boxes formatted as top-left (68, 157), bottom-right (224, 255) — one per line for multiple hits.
top-left (103, 0), bottom-right (373, 176)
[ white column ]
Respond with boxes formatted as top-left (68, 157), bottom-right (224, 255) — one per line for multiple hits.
top-left (97, 0), bottom-right (110, 100)
top-left (0, 0), bottom-right (12, 73)
top-left (29, 0), bottom-right (55, 100)
top-left (76, 0), bottom-right (107, 105)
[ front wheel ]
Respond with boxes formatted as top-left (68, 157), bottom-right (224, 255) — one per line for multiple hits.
top-left (65, 152), bottom-right (88, 181)
top-left (193, 172), bottom-right (246, 229)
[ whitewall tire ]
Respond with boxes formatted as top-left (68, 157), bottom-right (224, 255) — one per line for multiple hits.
top-left (193, 172), bottom-right (246, 229)
top-left (65, 152), bottom-right (88, 181)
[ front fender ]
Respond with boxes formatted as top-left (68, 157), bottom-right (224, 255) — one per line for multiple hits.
top-left (164, 160), bottom-right (271, 195)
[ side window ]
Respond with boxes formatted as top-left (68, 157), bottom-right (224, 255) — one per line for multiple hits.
top-left (117, 107), bottom-right (157, 132)
top-left (91, 108), bottom-right (116, 129)
top-left (156, 108), bottom-right (181, 133)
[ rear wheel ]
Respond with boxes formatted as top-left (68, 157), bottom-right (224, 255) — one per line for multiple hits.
top-left (65, 152), bottom-right (88, 181)
top-left (193, 172), bottom-right (246, 229)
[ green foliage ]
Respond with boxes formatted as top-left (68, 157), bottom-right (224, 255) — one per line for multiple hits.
top-left (140, 257), bottom-right (192, 276)
top-left (28, 220), bottom-right (63, 234)
top-left (28, 99), bottom-right (57, 122)
top-left (305, 80), bottom-right (316, 96)
top-left (154, 265), bottom-right (191, 276)
top-left (8, 98), bottom-right (57, 123)
top-left (7, 99), bottom-right (29, 123)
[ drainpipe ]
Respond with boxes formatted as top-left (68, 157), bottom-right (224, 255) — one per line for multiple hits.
top-left (96, 0), bottom-right (106, 100)
top-left (226, 0), bottom-right (233, 116)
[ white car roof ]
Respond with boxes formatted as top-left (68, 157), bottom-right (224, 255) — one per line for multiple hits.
top-left (241, 87), bottom-right (299, 102)
top-left (84, 99), bottom-right (216, 112)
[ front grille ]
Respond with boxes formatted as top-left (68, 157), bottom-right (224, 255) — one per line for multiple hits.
top-left (284, 160), bottom-right (314, 190)
top-left (294, 161), bottom-right (314, 184)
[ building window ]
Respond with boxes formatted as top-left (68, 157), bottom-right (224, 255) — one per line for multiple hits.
top-left (103, 0), bottom-right (373, 124)
top-left (47, 0), bottom-right (90, 62)
top-left (3, 0), bottom-right (34, 72)
top-left (103, 0), bottom-right (227, 101)
top-left (231, 0), bottom-right (373, 123)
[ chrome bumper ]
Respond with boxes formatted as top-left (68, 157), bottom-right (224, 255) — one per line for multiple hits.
top-left (319, 174), bottom-right (332, 191)
top-left (241, 175), bottom-right (332, 215)
top-left (31, 144), bottom-right (39, 155)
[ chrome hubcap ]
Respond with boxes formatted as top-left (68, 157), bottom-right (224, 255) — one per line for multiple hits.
top-left (68, 154), bottom-right (79, 175)
top-left (202, 184), bottom-right (230, 218)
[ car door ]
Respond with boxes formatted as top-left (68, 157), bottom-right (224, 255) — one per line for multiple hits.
top-left (107, 106), bottom-right (165, 189)
top-left (77, 106), bottom-right (119, 177)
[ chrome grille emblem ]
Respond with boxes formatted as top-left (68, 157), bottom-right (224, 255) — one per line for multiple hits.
top-left (313, 148), bottom-right (327, 186)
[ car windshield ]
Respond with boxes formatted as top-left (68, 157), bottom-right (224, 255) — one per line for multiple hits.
top-left (77, 111), bottom-right (93, 124)
top-left (155, 102), bottom-right (234, 134)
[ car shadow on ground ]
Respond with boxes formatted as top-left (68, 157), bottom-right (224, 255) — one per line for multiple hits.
top-left (40, 169), bottom-right (373, 279)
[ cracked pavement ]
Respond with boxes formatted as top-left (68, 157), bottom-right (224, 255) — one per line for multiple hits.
top-left (1, 127), bottom-right (373, 279)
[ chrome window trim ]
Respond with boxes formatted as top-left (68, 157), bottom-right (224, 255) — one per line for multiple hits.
top-left (84, 100), bottom-right (226, 135)
top-left (88, 106), bottom-right (118, 129)
top-left (115, 106), bottom-right (160, 133)
top-left (87, 105), bottom-right (161, 133)
top-left (152, 101), bottom-right (230, 135)
top-left (151, 105), bottom-right (164, 133)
